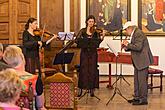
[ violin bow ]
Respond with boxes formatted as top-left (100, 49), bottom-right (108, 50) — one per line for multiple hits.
top-left (41, 24), bottom-right (46, 41)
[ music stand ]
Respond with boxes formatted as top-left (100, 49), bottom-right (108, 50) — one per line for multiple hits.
top-left (53, 52), bottom-right (74, 72)
top-left (111, 29), bottom-right (130, 86)
top-left (106, 43), bottom-right (128, 105)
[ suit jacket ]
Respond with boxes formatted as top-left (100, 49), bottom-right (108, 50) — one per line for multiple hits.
top-left (126, 28), bottom-right (153, 70)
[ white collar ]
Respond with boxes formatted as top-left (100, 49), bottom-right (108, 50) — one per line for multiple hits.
top-left (130, 28), bottom-right (136, 38)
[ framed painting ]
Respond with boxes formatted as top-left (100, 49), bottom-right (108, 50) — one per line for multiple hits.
top-left (138, 0), bottom-right (165, 36)
top-left (86, 0), bottom-right (131, 33)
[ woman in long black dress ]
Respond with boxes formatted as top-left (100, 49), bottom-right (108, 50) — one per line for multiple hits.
top-left (76, 15), bottom-right (104, 97)
top-left (22, 17), bottom-right (44, 75)
top-left (22, 18), bottom-right (57, 75)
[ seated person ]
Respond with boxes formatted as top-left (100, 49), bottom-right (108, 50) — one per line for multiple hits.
top-left (3, 45), bottom-right (46, 110)
top-left (0, 68), bottom-right (28, 110)
top-left (0, 43), bottom-right (11, 71)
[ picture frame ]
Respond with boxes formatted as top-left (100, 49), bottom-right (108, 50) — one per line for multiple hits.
top-left (138, 0), bottom-right (165, 36)
top-left (86, 0), bottom-right (131, 33)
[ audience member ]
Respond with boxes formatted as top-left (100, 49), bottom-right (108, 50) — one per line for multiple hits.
top-left (3, 45), bottom-right (46, 110)
top-left (0, 69), bottom-right (28, 110)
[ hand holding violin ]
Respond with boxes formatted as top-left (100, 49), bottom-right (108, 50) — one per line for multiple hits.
top-left (38, 41), bottom-right (43, 48)
top-left (46, 34), bottom-right (59, 45)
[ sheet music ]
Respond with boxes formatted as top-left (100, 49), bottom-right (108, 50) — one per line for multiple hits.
top-left (58, 32), bottom-right (74, 40)
top-left (106, 42), bottom-right (118, 56)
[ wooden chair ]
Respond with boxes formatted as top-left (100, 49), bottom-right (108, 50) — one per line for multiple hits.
top-left (148, 56), bottom-right (163, 92)
top-left (16, 82), bottom-right (34, 110)
top-left (148, 68), bottom-right (163, 91)
top-left (44, 72), bottom-right (77, 110)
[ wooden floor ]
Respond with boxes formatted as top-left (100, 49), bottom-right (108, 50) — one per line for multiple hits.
top-left (77, 76), bottom-right (165, 110)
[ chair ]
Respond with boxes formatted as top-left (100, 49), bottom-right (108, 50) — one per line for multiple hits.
top-left (148, 67), bottom-right (163, 92)
top-left (44, 72), bottom-right (77, 110)
top-left (16, 82), bottom-right (34, 110)
top-left (147, 56), bottom-right (163, 92)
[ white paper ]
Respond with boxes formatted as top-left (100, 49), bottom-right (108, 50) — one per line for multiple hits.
top-left (58, 32), bottom-right (74, 40)
top-left (106, 42), bottom-right (118, 56)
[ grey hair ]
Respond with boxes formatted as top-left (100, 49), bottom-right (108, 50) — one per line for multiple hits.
top-left (3, 45), bottom-right (25, 67)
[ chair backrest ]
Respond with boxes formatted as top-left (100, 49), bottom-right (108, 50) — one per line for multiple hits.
top-left (16, 82), bottom-right (34, 110)
top-left (44, 72), bottom-right (77, 109)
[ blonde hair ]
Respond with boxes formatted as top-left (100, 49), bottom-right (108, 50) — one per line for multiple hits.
top-left (0, 69), bottom-right (23, 103)
top-left (3, 45), bottom-right (25, 67)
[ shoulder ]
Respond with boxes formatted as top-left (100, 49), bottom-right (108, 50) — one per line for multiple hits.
top-left (134, 28), bottom-right (146, 38)
top-left (80, 28), bottom-right (86, 31)
top-left (19, 71), bottom-right (38, 81)
top-left (23, 30), bottom-right (28, 34)
top-left (79, 28), bottom-right (86, 33)
top-left (135, 28), bottom-right (144, 34)
top-left (77, 28), bottom-right (86, 37)
top-left (23, 30), bottom-right (30, 37)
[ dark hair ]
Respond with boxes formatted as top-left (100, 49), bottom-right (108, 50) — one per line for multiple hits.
top-left (25, 17), bottom-right (37, 30)
top-left (85, 15), bottom-right (96, 27)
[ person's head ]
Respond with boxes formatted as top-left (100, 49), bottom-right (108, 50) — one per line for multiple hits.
top-left (3, 45), bottom-right (25, 68)
top-left (0, 43), bottom-right (3, 60)
top-left (123, 21), bottom-right (136, 36)
top-left (25, 17), bottom-right (37, 30)
top-left (85, 15), bottom-right (96, 28)
top-left (0, 69), bottom-right (22, 103)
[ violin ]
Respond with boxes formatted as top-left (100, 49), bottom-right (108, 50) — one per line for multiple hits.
top-left (95, 28), bottom-right (103, 33)
top-left (33, 28), bottom-right (54, 37)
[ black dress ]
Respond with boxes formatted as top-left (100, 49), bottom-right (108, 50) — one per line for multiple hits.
top-left (76, 28), bottom-right (102, 89)
top-left (22, 30), bottom-right (46, 75)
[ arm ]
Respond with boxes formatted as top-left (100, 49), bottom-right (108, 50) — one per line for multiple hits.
top-left (75, 29), bottom-right (87, 48)
top-left (126, 32), bottom-right (145, 52)
top-left (23, 31), bottom-right (40, 49)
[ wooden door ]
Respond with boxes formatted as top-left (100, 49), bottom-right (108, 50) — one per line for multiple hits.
top-left (0, 0), bottom-right (37, 44)
top-left (40, 0), bottom-right (81, 69)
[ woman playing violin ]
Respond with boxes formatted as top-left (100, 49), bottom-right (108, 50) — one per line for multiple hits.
top-left (22, 17), bottom-right (57, 75)
top-left (76, 15), bottom-right (104, 97)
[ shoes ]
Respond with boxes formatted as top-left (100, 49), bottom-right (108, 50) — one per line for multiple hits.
top-left (132, 101), bottom-right (148, 105)
top-left (77, 89), bottom-right (82, 97)
top-left (128, 98), bottom-right (139, 103)
top-left (90, 89), bottom-right (94, 97)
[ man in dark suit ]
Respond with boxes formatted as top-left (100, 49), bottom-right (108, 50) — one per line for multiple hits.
top-left (122, 21), bottom-right (153, 105)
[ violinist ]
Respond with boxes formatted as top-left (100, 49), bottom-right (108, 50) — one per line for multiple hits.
top-left (75, 15), bottom-right (104, 97)
top-left (22, 17), bottom-right (57, 75)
